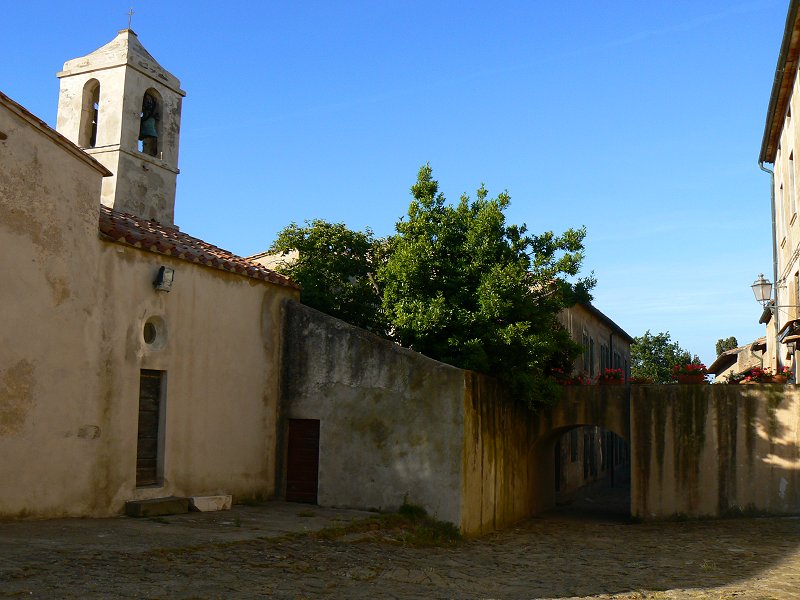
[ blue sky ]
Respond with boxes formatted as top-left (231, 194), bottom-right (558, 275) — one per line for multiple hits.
top-left (2, 1), bottom-right (789, 366)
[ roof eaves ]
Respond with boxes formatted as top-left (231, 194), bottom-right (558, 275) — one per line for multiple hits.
top-left (760, 0), bottom-right (800, 164)
top-left (0, 89), bottom-right (112, 177)
top-left (707, 353), bottom-right (738, 376)
top-left (579, 302), bottom-right (634, 344)
top-left (98, 207), bottom-right (300, 290)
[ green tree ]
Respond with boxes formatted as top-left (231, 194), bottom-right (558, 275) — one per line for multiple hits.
top-left (381, 165), bottom-right (593, 407)
top-left (270, 220), bottom-right (387, 334)
top-left (715, 336), bottom-right (738, 356)
top-left (631, 330), bottom-right (700, 384)
top-left (271, 165), bottom-right (594, 409)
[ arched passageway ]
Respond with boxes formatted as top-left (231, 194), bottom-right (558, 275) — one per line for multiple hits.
top-left (524, 386), bottom-right (631, 516)
top-left (551, 424), bottom-right (631, 521)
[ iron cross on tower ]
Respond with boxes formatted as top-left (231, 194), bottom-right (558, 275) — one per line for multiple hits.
top-left (127, 7), bottom-right (135, 29)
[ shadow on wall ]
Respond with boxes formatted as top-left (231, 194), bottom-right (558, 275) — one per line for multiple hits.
top-left (630, 384), bottom-right (800, 520)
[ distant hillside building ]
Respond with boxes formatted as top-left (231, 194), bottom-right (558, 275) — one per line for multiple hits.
top-left (707, 338), bottom-right (767, 383)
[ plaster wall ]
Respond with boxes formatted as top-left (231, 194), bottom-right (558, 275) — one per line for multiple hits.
top-left (630, 385), bottom-right (800, 519)
top-left (281, 301), bottom-right (465, 524)
top-left (735, 348), bottom-right (766, 374)
top-left (56, 36), bottom-right (182, 225)
top-left (559, 304), bottom-right (631, 379)
top-left (460, 373), bottom-right (537, 535)
top-left (713, 348), bottom-right (765, 383)
top-left (95, 245), bottom-right (296, 511)
top-left (0, 100), bottom-right (106, 518)
top-left (0, 95), bottom-right (297, 518)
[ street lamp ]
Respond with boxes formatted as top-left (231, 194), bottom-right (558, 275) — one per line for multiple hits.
top-left (751, 273), bottom-right (773, 307)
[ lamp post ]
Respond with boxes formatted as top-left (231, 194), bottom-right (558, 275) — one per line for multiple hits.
top-left (752, 273), bottom-right (800, 376)
top-left (751, 273), bottom-right (773, 307)
top-left (750, 273), bottom-right (800, 313)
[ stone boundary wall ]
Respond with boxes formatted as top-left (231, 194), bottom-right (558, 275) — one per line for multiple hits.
top-left (280, 302), bottom-right (550, 535)
top-left (630, 385), bottom-right (800, 519)
top-left (280, 301), bottom-right (466, 524)
top-left (460, 373), bottom-right (539, 535)
top-left (280, 302), bottom-right (800, 533)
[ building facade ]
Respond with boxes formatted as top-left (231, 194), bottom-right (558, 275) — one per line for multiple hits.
top-left (0, 31), bottom-right (299, 519)
top-left (707, 338), bottom-right (767, 383)
top-left (1, 28), bottom-right (637, 526)
top-left (555, 304), bottom-right (633, 502)
top-left (559, 303), bottom-right (633, 381)
top-left (759, 0), bottom-right (800, 374)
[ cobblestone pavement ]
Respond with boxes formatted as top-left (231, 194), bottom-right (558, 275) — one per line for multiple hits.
top-left (1, 500), bottom-right (799, 599)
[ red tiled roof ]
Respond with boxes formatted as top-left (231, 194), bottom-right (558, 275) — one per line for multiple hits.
top-left (98, 206), bottom-right (299, 290)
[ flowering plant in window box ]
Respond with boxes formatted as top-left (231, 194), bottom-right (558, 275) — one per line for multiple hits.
top-left (671, 363), bottom-right (707, 384)
top-left (741, 366), bottom-right (792, 384)
top-left (551, 368), bottom-right (591, 385)
top-left (570, 373), bottom-right (593, 385)
top-left (596, 368), bottom-right (624, 385)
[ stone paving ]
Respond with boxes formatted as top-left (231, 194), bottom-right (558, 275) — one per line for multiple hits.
top-left (1, 499), bottom-right (799, 599)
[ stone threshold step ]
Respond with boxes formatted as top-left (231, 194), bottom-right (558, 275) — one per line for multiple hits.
top-left (125, 496), bottom-right (189, 518)
top-left (125, 494), bottom-right (233, 517)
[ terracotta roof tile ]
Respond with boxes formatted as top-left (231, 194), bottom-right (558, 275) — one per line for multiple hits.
top-left (98, 206), bottom-right (299, 290)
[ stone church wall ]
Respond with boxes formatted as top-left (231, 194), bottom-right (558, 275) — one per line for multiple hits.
top-left (94, 244), bottom-right (295, 512)
top-left (0, 94), bottom-right (108, 518)
top-left (0, 93), bottom-right (297, 518)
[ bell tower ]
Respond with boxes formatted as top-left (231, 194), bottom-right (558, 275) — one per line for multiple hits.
top-left (56, 29), bottom-right (186, 226)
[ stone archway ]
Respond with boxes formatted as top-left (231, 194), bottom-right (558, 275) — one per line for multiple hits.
top-left (460, 376), bottom-right (633, 534)
top-left (527, 386), bottom-right (631, 515)
top-left (461, 378), bottom-right (800, 536)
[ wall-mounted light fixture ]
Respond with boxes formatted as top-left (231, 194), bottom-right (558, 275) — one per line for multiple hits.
top-left (750, 273), bottom-right (796, 313)
top-left (153, 266), bottom-right (174, 292)
top-left (751, 273), bottom-right (773, 307)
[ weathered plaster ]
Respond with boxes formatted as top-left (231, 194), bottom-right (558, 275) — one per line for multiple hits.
top-left (631, 385), bottom-right (800, 519)
top-left (0, 90), bottom-right (298, 519)
top-left (0, 95), bottom-right (107, 518)
top-left (56, 30), bottom-right (184, 225)
top-left (281, 301), bottom-right (465, 524)
top-left (0, 360), bottom-right (35, 436)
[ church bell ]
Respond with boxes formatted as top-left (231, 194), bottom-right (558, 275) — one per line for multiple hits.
top-left (139, 117), bottom-right (158, 140)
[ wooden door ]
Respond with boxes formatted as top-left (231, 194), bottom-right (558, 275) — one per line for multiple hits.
top-left (136, 370), bottom-right (162, 487)
top-left (286, 419), bottom-right (320, 504)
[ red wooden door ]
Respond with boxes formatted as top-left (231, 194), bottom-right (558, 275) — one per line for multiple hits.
top-left (286, 419), bottom-right (320, 504)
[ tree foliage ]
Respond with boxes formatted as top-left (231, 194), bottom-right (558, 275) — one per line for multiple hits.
top-left (271, 164), bottom-right (594, 408)
top-left (715, 336), bottom-right (738, 356)
top-left (271, 220), bottom-right (387, 334)
top-left (631, 330), bottom-right (700, 384)
top-left (378, 165), bottom-right (592, 405)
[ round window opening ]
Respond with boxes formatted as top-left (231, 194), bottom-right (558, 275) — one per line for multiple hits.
top-left (143, 322), bottom-right (157, 344)
top-left (142, 316), bottom-right (166, 348)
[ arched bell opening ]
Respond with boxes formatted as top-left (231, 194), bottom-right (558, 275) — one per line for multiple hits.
top-left (138, 88), bottom-right (162, 157)
top-left (79, 79), bottom-right (100, 148)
